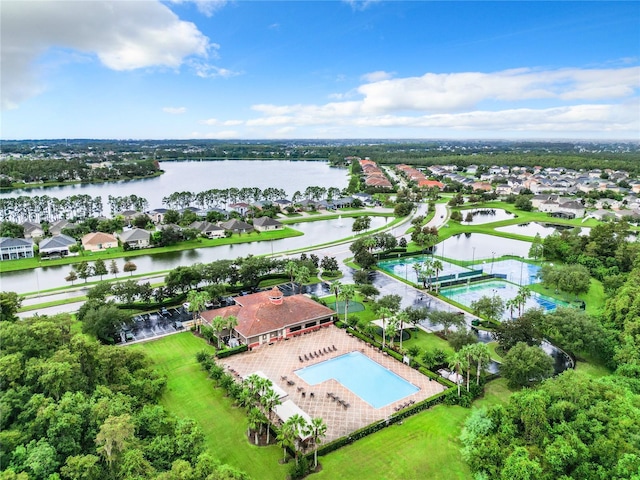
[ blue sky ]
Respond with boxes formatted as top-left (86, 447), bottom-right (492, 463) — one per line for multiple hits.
top-left (2, 0), bottom-right (639, 140)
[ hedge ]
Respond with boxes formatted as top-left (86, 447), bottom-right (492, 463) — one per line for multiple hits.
top-left (307, 388), bottom-right (454, 460)
top-left (215, 344), bottom-right (248, 358)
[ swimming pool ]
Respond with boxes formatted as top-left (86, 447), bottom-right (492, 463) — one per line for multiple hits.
top-left (439, 280), bottom-right (568, 320)
top-left (295, 351), bottom-right (419, 408)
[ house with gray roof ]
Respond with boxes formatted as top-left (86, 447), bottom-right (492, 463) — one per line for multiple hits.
top-left (220, 219), bottom-right (254, 234)
top-left (39, 234), bottom-right (77, 258)
top-left (253, 216), bottom-right (283, 232)
top-left (49, 219), bottom-right (76, 236)
top-left (0, 237), bottom-right (34, 261)
top-left (189, 221), bottom-right (226, 239)
top-left (118, 228), bottom-right (151, 249)
top-left (21, 221), bottom-right (44, 239)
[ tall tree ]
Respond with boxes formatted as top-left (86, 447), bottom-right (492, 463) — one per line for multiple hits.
top-left (303, 417), bottom-right (328, 469)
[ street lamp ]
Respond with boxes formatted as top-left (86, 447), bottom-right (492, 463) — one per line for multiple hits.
top-left (491, 251), bottom-right (495, 274)
top-left (471, 246), bottom-right (476, 266)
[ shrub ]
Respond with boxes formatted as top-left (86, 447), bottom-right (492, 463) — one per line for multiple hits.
top-left (215, 344), bottom-right (248, 359)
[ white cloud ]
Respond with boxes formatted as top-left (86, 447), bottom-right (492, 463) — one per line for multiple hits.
top-left (361, 70), bottom-right (393, 82)
top-left (200, 118), bottom-right (243, 126)
top-left (232, 66), bottom-right (639, 137)
top-left (356, 67), bottom-right (640, 114)
top-left (190, 61), bottom-right (241, 78)
top-left (1, 0), bottom-right (210, 109)
top-left (169, 0), bottom-right (228, 17)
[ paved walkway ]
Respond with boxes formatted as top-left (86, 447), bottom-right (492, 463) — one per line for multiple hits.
top-left (222, 325), bottom-right (446, 443)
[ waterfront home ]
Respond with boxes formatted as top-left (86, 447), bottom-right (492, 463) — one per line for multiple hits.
top-left (81, 232), bottom-right (118, 252)
top-left (229, 202), bottom-right (250, 216)
top-left (220, 219), bottom-right (254, 234)
top-left (39, 234), bottom-right (77, 258)
top-left (253, 216), bottom-right (283, 232)
top-left (200, 286), bottom-right (335, 348)
top-left (0, 237), bottom-right (34, 261)
top-left (189, 221), bottom-right (226, 238)
top-left (148, 208), bottom-right (169, 224)
top-left (118, 228), bottom-right (151, 249)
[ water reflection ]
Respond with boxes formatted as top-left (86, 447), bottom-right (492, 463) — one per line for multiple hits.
top-left (4, 216), bottom-right (388, 294)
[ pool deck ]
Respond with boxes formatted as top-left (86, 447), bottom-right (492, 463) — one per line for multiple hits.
top-left (221, 325), bottom-right (447, 443)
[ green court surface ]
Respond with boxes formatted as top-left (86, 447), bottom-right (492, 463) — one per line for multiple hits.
top-left (329, 301), bottom-right (365, 314)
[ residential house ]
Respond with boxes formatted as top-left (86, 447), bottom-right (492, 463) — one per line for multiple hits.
top-left (21, 221), bottom-right (44, 239)
top-left (0, 237), bottom-right (34, 261)
top-left (119, 228), bottom-right (151, 249)
top-left (200, 286), bottom-right (335, 348)
top-left (39, 234), bottom-right (77, 258)
top-left (49, 219), bottom-right (76, 236)
top-left (220, 219), bottom-right (254, 234)
top-left (253, 216), bottom-right (283, 232)
top-left (229, 202), bottom-right (251, 216)
top-left (148, 208), bottom-right (169, 224)
top-left (189, 221), bottom-right (226, 238)
top-left (81, 232), bottom-right (118, 252)
top-left (472, 182), bottom-right (493, 192)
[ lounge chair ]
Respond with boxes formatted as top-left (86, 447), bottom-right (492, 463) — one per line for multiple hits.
top-left (299, 356), bottom-right (303, 362)
top-left (304, 354), bottom-right (309, 361)
top-left (332, 345), bottom-right (337, 351)
top-left (301, 392), bottom-right (306, 398)
top-left (310, 392), bottom-right (315, 398)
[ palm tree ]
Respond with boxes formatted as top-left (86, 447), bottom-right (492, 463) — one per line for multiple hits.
top-left (448, 351), bottom-right (465, 397)
top-left (377, 306), bottom-right (393, 349)
top-left (284, 261), bottom-right (298, 292)
top-left (225, 315), bottom-right (238, 345)
top-left (247, 407), bottom-right (265, 445)
top-left (385, 318), bottom-right (399, 349)
top-left (303, 417), bottom-right (327, 469)
top-left (277, 422), bottom-right (295, 463)
top-left (338, 284), bottom-right (356, 326)
top-left (431, 259), bottom-right (443, 292)
top-left (260, 388), bottom-right (281, 445)
top-left (329, 280), bottom-right (342, 300)
top-left (284, 414), bottom-right (307, 465)
top-left (211, 315), bottom-right (227, 349)
top-left (516, 286), bottom-right (532, 316)
top-left (505, 298), bottom-right (517, 319)
top-left (472, 343), bottom-right (491, 386)
top-left (396, 310), bottom-right (410, 351)
top-left (186, 290), bottom-right (209, 330)
top-left (459, 344), bottom-right (475, 392)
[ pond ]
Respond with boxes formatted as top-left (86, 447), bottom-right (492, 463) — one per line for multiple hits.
top-left (495, 222), bottom-right (587, 238)
top-left (0, 160), bottom-right (349, 214)
top-left (461, 208), bottom-right (516, 225)
top-left (4, 216), bottom-right (390, 294)
top-left (434, 233), bottom-right (532, 261)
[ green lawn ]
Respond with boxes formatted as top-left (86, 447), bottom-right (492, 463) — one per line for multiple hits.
top-left (133, 333), bottom-right (287, 480)
top-left (315, 404), bottom-right (473, 480)
top-left (134, 332), bottom-right (520, 480)
top-left (402, 328), bottom-right (454, 356)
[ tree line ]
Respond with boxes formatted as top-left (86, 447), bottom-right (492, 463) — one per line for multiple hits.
top-left (0, 158), bottom-right (159, 188)
top-left (0, 313), bottom-right (250, 479)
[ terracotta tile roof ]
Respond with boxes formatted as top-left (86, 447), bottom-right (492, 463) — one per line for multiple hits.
top-left (200, 288), bottom-right (334, 339)
top-left (81, 232), bottom-right (117, 245)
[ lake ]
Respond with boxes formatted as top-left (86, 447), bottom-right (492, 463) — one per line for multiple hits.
top-left (4, 216), bottom-right (390, 294)
top-left (0, 160), bottom-right (349, 213)
top-left (434, 233), bottom-right (532, 261)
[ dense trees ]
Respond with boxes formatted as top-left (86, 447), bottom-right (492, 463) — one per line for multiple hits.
top-left (461, 371), bottom-right (640, 479)
top-left (0, 314), bottom-right (249, 479)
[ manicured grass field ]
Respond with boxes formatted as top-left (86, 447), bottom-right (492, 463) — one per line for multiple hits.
top-left (134, 333), bottom-right (287, 480)
top-left (402, 328), bottom-right (454, 356)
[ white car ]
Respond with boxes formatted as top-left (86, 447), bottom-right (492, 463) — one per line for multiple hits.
top-left (182, 302), bottom-right (191, 310)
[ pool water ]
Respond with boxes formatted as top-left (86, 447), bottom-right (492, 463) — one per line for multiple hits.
top-left (295, 351), bottom-right (419, 408)
top-left (439, 280), bottom-right (568, 320)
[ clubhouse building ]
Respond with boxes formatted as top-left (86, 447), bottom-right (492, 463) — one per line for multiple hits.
top-left (200, 286), bottom-right (335, 348)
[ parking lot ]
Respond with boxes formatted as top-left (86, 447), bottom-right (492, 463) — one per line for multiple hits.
top-left (119, 306), bottom-right (193, 344)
